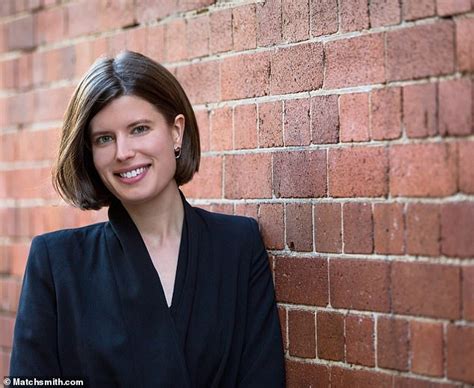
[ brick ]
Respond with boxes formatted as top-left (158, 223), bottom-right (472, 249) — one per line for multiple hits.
top-left (125, 27), bottom-right (147, 54)
top-left (146, 25), bottom-right (166, 63)
top-left (331, 367), bottom-right (393, 387)
top-left (410, 321), bottom-right (443, 377)
top-left (386, 21), bottom-right (454, 81)
top-left (9, 243), bottom-right (29, 278)
top-left (7, 15), bottom-right (35, 50)
top-left (330, 259), bottom-right (390, 311)
top-left (176, 61), bottom-right (220, 105)
top-left (377, 317), bottom-right (409, 371)
top-left (275, 257), bottom-right (328, 305)
top-left (370, 88), bottom-right (402, 140)
top-left (394, 377), bottom-right (457, 388)
top-left (221, 52), bottom-right (270, 100)
top-left (456, 18), bottom-right (474, 72)
top-left (314, 203), bottom-right (341, 253)
top-left (343, 202), bottom-right (373, 254)
top-left (373, 203), bottom-right (404, 255)
top-left (209, 9), bottom-right (232, 54)
top-left (8, 91), bottom-right (35, 125)
top-left (36, 6), bottom-right (65, 45)
top-left (165, 19), bottom-right (187, 62)
top-left (210, 203), bottom-right (233, 215)
top-left (233, 104), bottom-right (257, 150)
top-left (389, 143), bottom-right (457, 197)
top-left (277, 306), bottom-right (287, 351)
top-left (288, 309), bottom-right (315, 357)
top-left (34, 86), bottom-right (75, 122)
top-left (311, 95), bottom-right (339, 144)
top-left (325, 34), bottom-right (385, 88)
top-left (284, 98), bottom-right (311, 146)
top-left (181, 156), bottom-right (222, 199)
top-left (99, 0), bottom-right (135, 30)
top-left (439, 78), bottom-right (472, 136)
top-left (44, 47), bottom-right (76, 83)
top-left (402, 0), bottom-right (436, 20)
top-left (135, 0), bottom-right (176, 22)
top-left (403, 83), bottom-right (437, 138)
top-left (273, 150), bottom-right (327, 198)
top-left (406, 203), bottom-right (440, 256)
top-left (0, 278), bottom-right (21, 313)
top-left (392, 262), bottom-right (461, 319)
top-left (224, 153), bottom-right (272, 199)
top-left (437, 0), bottom-right (471, 16)
top-left (0, 315), bottom-right (14, 348)
top-left (286, 361), bottom-right (329, 388)
top-left (369, 0), bottom-right (401, 27)
top-left (340, 0), bottom-right (369, 32)
top-left (66, 0), bottom-right (98, 38)
top-left (310, 0), bottom-right (338, 37)
top-left (210, 107), bottom-right (232, 151)
top-left (285, 204), bottom-right (313, 252)
top-left (258, 101), bottom-right (283, 148)
top-left (270, 42), bottom-right (324, 95)
top-left (186, 15), bottom-right (209, 59)
top-left (234, 204), bottom-right (258, 219)
top-left (18, 53), bottom-right (32, 90)
top-left (339, 93), bottom-right (369, 142)
top-left (232, 4), bottom-right (257, 51)
top-left (256, 0), bottom-right (282, 47)
top-left (178, 0), bottom-right (214, 13)
top-left (463, 266), bottom-right (474, 321)
top-left (282, 0), bottom-right (309, 43)
top-left (317, 311), bottom-right (344, 361)
top-left (345, 314), bottom-right (375, 366)
top-left (258, 203), bottom-right (284, 250)
top-left (447, 325), bottom-right (474, 384)
top-left (441, 202), bottom-right (474, 258)
top-left (328, 147), bottom-right (388, 197)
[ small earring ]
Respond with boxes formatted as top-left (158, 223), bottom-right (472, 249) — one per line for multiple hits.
top-left (174, 146), bottom-right (181, 159)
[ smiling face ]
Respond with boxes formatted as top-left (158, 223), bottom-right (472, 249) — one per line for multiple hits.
top-left (89, 95), bottom-right (184, 207)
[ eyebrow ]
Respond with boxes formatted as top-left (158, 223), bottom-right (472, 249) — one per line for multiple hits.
top-left (90, 119), bottom-right (154, 136)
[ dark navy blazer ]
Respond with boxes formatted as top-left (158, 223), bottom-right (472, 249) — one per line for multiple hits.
top-left (9, 192), bottom-right (285, 387)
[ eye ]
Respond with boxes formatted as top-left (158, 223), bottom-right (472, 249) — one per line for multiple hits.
top-left (94, 135), bottom-right (114, 145)
top-left (131, 125), bottom-right (150, 135)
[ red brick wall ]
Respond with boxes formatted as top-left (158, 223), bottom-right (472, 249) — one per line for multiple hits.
top-left (1, 0), bottom-right (473, 386)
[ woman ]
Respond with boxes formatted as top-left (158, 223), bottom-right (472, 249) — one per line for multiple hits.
top-left (10, 51), bottom-right (285, 387)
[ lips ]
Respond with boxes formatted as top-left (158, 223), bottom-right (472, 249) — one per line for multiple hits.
top-left (114, 164), bottom-right (151, 181)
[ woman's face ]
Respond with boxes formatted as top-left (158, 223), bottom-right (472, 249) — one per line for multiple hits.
top-left (89, 95), bottom-right (184, 207)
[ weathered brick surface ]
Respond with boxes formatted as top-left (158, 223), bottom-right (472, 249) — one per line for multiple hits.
top-left (256, 0), bottom-right (282, 47)
top-left (456, 17), bottom-right (474, 72)
top-left (284, 98), bottom-right (311, 146)
top-left (377, 316), bottom-right (409, 371)
top-left (339, 93), bottom-right (369, 142)
top-left (406, 203), bottom-right (440, 257)
top-left (233, 104), bottom-right (257, 150)
top-left (258, 101), bottom-right (283, 147)
top-left (232, 4), bottom-right (257, 51)
top-left (275, 257), bottom-right (328, 305)
top-left (325, 34), bottom-right (385, 88)
top-left (386, 21), bottom-right (454, 81)
top-left (310, 0), bottom-right (338, 37)
top-left (258, 203), bottom-right (284, 250)
top-left (330, 259), bottom-right (390, 312)
top-left (282, 0), bottom-right (309, 43)
top-left (328, 147), bottom-right (388, 197)
top-left (209, 9), bottom-right (232, 55)
top-left (437, 0), bottom-right (471, 16)
top-left (391, 262), bottom-right (461, 319)
top-left (288, 309), bottom-right (316, 357)
top-left (373, 203), bottom-right (404, 254)
top-left (370, 87), bottom-right (402, 140)
top-left (331, 367), bottom-right (393, 387)
top-left (402, 0), bottom-right (436, 20)
top-left (369, 0), bottom-right (401, 27)
top-left (447, 325), bottom-right (474, 384)
top-left (463, 266), bottom-right (474, 321)
top-left (389, 143), bottom-right (457, 197)
top-left (410, 321), bottom-right (444, 377)
top-left (311, 95), bottom-right (339, 144)
top-left (402, 83), bottom-right (437, 138)
top-left (345, 314), bottom-right (375, 366)
top-left (314, 203), bottom-right (341, 253)
top-left (342, 202), bottom-right (373, 254)
top-left (286, 361), bottom-right (329, 388)
top-left (441, 202), bottom-right (474, 258)
top-left (273, 150), bottom-right (327, 198)
top-left (439, 78), bottom-right (472, 136)
top-left (285, 204), bottom-right (313, 251)
top-left (317, 311), bottom-right (344, 361)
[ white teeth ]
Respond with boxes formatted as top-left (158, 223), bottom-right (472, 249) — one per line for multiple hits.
top-left (119, 167), bottom-right (147, 178)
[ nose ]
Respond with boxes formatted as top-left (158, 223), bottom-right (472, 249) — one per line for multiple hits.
top-left (115, 135), bottom-right (135, 162)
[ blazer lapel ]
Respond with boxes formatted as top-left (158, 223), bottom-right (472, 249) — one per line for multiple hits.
top-left (105, 198), bottom-right (192, 388)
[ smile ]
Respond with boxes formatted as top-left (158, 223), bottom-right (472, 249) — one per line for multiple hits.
top-left (119, 166), bottom-right (148, 178)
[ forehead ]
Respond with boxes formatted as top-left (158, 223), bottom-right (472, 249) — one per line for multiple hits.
top-left (90, 95), bottom-right (166, 132)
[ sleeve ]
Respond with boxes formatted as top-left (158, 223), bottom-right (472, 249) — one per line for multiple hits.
top-left (9, 235), bottom-right (62, 376)
top-left (237, 218), bottom-right (286, 387)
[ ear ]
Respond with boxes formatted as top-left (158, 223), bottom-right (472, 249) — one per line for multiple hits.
top-left (171, 114), bottom-right (185, 147)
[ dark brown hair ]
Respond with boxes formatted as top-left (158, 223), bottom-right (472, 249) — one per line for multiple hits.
top-left (53, 51), bottom-right (201, 210)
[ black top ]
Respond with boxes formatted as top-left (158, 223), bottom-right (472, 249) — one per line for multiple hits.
top-left (10, 191), bottom-right (286, 387)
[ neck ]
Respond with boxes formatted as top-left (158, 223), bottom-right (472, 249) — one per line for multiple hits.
top-left (121, 182), bottom-right (184, 245)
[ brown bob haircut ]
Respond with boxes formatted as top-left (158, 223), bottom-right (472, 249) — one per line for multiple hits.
top-left (53, 50), bottom-right (201, 210)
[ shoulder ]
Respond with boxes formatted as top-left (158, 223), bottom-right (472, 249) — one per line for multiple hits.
top-left (33, 222), bottom-right (107, 251)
